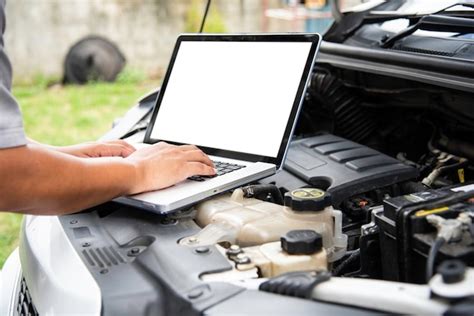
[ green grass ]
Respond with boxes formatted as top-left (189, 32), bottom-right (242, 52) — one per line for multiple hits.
top-left (19, 75), bottom-right (158, 146)
top-left (0, 213), bottom-right (23, 266)
top-left (0, 71), bottom-right (159, 267)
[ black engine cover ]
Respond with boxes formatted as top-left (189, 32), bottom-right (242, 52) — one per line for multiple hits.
top-left (261, 134), bottom-right (418, 204)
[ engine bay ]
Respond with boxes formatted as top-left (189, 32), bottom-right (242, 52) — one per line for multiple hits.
top-left (177, 64), bottom-right (474, 312)
top-left (50, 62), bottom-right (474, 315)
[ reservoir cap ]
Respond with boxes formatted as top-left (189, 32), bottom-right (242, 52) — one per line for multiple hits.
top-left (438, 260), bottom-right (466, 284)
top-left (284, 188), bottom-right (331, 211)
top-left (281, 230), bottom-right (323, 255)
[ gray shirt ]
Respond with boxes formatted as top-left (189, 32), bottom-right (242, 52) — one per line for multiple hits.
top-left (0, 0), bottom-right (26, 148)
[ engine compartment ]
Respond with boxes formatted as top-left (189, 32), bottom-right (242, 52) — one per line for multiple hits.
top-left (297, 63), bottom-right (474, 281)
top-left (175, 64), bottom-right (474, 311)
top-left (48, 62), bottom-right (474, 315)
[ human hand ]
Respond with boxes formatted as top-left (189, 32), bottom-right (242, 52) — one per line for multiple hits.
top-left (126, 142), bottom-right (215, 194)
top-left (56, 140), bottom-right (136, 158)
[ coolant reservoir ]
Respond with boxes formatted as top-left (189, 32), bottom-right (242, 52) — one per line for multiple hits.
top-left (240, 230), bottom-right (328, 277)
top-left (181, 188), bottom-right (347, 262)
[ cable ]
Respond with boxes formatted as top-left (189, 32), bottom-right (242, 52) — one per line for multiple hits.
top-left (333, 248), bottom-right (361, 276)
top-left (422, 158), bottom-right (468, 187)
top-left (426, 237), bottom-right (446, 282)
top-left (199, 0), bottom-right (212, 33)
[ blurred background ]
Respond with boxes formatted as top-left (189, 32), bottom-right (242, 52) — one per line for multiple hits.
top-left (1, 0), bottom-right (363, 266)
top-left (6, 0), bottom-right (363, 80)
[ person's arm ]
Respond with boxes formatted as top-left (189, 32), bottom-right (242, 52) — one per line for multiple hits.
top-left (27, 137), bottom-right (136, 158)
top-left (0, 142), bottom-right (215, 215)
top-left (0, 2), bottom-right (215, 215)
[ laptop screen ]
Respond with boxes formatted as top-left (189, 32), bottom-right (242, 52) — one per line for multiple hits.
top-left (146, 34), bottom-right (320, 165)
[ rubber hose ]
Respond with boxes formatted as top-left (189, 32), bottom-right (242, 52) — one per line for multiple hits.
top-left (426, 237), bottom-right (446, 282)
top-left (242, 184), bottom-right (284, 205)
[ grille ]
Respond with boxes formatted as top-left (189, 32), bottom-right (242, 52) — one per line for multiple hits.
top-left (16, 277), bottom-right (39, 316)
top-left (82, 246), bottom-right (125, 268)
top-left (390, 46), bottom-right (455, 57)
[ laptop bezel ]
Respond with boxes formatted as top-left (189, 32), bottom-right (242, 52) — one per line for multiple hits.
top-left (144, 33), bottom-right (321, 168)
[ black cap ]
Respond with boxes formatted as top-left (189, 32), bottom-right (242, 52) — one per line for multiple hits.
top-left (438, 260), bottom-right (466, 284)
top-left (284, 188), bottom-right (331, 211)
top-left (281, 230), bottom-right (323, 255)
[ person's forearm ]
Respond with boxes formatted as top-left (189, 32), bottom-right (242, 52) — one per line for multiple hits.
top-left (26, 137), bottom-right (136, 158)
top-left (27, 137), bottom-right (72, 152)
top-left (0, 145), bottom-right (137, 215)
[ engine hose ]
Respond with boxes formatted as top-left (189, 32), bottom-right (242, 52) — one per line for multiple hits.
top-left (303, 70), bottom-right (376, 142)
top-left (422, 159), bottom-right (469, 187)
top-left (242, 184), bottom-right (284, 205)
top-left (437, 159), bottom-right (469, 174)
top-left (426, 237), bottom-right (446, 283)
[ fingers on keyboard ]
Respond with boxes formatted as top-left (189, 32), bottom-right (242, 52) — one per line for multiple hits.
top-left (188, 161), bottom-right (245, 182)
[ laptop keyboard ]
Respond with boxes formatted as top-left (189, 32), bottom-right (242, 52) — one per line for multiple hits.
top-left (188, 160), bottom-right (246, 182)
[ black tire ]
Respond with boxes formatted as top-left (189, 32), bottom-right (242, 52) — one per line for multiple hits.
top-left (63, 35), bottom-right (126, 84)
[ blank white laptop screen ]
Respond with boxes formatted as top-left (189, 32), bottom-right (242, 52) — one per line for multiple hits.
top-left (150, 41), bottom-right (313, 158)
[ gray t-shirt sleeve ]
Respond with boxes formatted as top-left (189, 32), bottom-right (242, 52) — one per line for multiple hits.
top-left (0, 0), bottom-right (27, 148)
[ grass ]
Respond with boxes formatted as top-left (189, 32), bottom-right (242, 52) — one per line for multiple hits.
top-left (0, 213), bottom-right (23, 266)
top-left (0, 70), bottom-right (159, 267)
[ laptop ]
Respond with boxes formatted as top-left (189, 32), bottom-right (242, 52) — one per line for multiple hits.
top-left (116, 33), bottom-right (321, 214)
